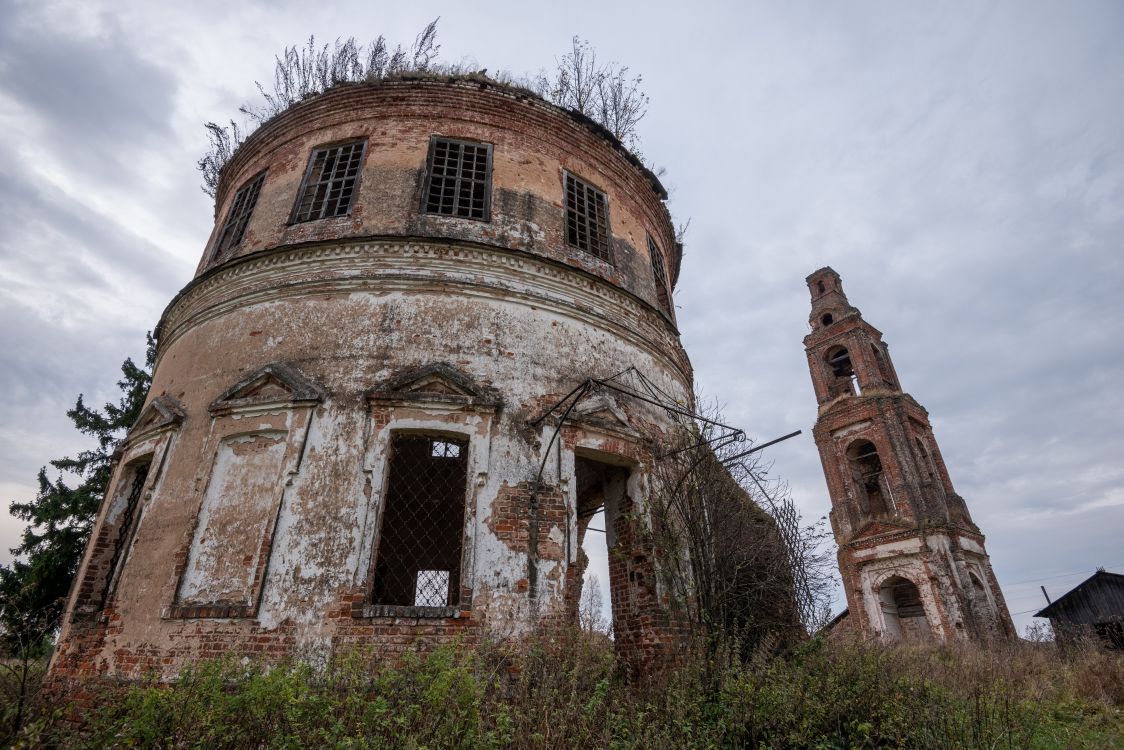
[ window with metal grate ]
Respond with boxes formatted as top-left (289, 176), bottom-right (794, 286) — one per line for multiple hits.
top-left (213, 171), bottom-right (266, 256)
top-left (565, 172), bottom-right (612, 263)
top-left (291, 141), bottom-right (365, 223)
top-left (423, 138), bottom-right (492, 220)
top-left (648, 235), bottom-right (672, 314)
top-left (372, 435), bottom-right (469, 608)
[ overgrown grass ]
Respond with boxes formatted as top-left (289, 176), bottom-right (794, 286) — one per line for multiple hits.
top-left (10, 632), bottom-right (1123, 749)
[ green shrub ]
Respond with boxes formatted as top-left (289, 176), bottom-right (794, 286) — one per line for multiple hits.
top-left (17, 633), bottom-right (1124, 749)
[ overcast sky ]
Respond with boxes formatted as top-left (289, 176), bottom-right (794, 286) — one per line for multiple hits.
top-left (1, 0), bottom-right (1121, 636)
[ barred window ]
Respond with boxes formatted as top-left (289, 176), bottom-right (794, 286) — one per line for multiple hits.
top-left (424, 138), bottom-right (492, 220)
top-left (565, 172), bottom-right (612, 263)
top-left (291, 141), bottom-right (365, 223)
top-left (372, 435), bottom-right (469, 608)
top-left (648, 235), bottom-right (672, 314)
top-left (213, 172), bottom-right (265, 256)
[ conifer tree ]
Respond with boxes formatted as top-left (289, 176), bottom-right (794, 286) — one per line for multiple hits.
top-left (0, 335), bottom-right (154, 648)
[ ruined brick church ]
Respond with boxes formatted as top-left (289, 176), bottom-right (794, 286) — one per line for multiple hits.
top-left (48, 74), bottom-right (1016, 685)
top-left (804, 268), bottom-right (1015, 641)
top-left (50, 78), bottom-right (691, 679)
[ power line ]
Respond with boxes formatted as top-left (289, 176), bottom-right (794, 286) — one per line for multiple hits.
top-left (1002, 562), bottom-right (1124, 588)
top-left (1005, 564), bottom-right (1124, 618)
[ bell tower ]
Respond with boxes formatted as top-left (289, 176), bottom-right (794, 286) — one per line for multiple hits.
top-left (804, 267), bottom-right (1014, 641)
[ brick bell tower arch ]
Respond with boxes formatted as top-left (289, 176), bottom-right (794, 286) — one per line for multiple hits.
top-left (804, 267), bottom-right (1015, 642)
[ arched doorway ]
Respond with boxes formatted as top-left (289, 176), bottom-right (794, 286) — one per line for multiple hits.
top-left (878, 576), bottom-right (932, 641)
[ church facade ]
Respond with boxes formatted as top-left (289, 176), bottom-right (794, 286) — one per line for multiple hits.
top-left (50, 78), bottom-right (691, 681)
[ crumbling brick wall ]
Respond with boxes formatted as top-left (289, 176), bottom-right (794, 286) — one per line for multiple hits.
top-left (50, 79), bottom-right (695, 683)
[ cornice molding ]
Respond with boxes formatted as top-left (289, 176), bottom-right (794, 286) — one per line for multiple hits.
top-left (155, 238), bottom-right (693, 384)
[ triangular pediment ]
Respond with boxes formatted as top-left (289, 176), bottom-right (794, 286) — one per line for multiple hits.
top-left (128, 394), bottom-right (186, 436)
top-left (571, 392), bottom-right (631, 430)
top-left (209, 363), bottom-right (325, 413)
top-left (366, 363), bottom-right (500, 409)
top-left (853, 518), bottom-right (912, 540)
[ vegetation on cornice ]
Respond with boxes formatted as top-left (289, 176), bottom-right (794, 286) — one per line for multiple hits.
top-left (199, 21), bottom-right (650, 199)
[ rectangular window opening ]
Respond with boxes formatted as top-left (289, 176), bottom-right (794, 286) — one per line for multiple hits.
top-left (423, 138), bottom-right (492, 220)
top-left (213, 171), bottom-right (266, 257)
top-left (100, 460), bottom-right (151, 607)
top-left (292, 141), bottom-right (365, 223)
top-left (647, 235), bottom-right (672, 314)
top-left (565, 172), bottom-right (612, 263)
top-left (372, 435), bottom-right (469, 608)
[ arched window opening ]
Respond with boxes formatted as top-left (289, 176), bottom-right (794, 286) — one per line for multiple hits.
top-left (915, 437), bottom-right (935, 481)
top-left (879, 576), bottom-right (931, 641)
top-left (871, 344), bottom-right (895, 387)
top-left (821, 313), bottom-right (834, 326)
top-left (825, 346), bottom-right (858, 397)
top-left (847, 440), bottom-right (890, 516)
top-left (817, 280), bottom-right (826, 294)
top-left (969, 571), bottom-right (998, 636)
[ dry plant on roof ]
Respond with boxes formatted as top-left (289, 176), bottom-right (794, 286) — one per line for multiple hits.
top-left (648, 404), bottom-right (836, 654)
top-left (198, 23), bottom-right (652, 197)
top-left (528, 37), bottom-right (649, 150)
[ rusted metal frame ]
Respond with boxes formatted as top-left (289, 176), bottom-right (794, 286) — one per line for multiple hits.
top-left (564, 171), bottom-right (613, 264)
top-left (372, 435), bottom-right (470, 608)
top-left (590, 377), bottom-right (746, 458)
top-left (612, 366), bottom-right (683, 419)
top-left (647, 235), bottom-right (672, 313)
top-left (526, 366), bottom-right (746, 461)
top-left (530, 380), bottom-right (594, 485)
top-left (526, 378), bottom-right (596, 430)
top-left (424, 137), bottom-right (493, 221)
top-left (290, 140), bottom-right (366, 224)
top-left (719, 430), bottom-right (803, 465)
top-left (213, 170), bottom-right (267, 260)
top-left (527, 380), bottom-right (596, 601)
top-left (667, 430), bottom-right (749, 496)
top-left (595, 366), bottom-right (737, 434)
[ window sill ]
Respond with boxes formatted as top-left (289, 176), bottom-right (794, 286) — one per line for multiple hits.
top-left (163, 603), bottom-right (255, 619)
top-left (355, 604), bottom-right (469, 619)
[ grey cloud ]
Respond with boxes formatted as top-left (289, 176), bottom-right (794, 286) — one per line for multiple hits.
top-left (0, 162), bottom-right (185, 296)
top-left (0, 1), bottom-right (179, 186)
top-left (1, 0), bottom-right (1122, 637)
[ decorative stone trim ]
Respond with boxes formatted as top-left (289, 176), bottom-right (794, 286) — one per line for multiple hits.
top-left (155, 238), bottom-right (692, 384)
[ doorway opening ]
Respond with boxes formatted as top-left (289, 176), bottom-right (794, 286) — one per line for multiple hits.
top-left (879, 576), bottom-right (932, 641)
top-left (567, 453), bottom-right (630, 637)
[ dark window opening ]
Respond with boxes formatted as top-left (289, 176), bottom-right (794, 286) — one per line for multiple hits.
top-left (648, 235), bottom-right (672, 314)
top-left (821, 313), bottom-right (834, 326)
top-left (825, 346), bottom-right (858, 397)
top-left (817, 280), bottom-right (826, 294)
top-left (892, 579), bottom-right (925, 618)
top-left (915, 437), bottom-right (935, 481)
top-left (879, 576), bottom-right (931, 640)
top-left (847, 439), bottom-right (889, 516)
top-left (871, 344), bottom-right (895, 387)
top-left (102, 460), bottom-right (151, 605)
top-left (423, 138), bottom-right (492, 220)
top-left (292, 141), bottom-right (365, 223)
top-left (372, 435), bottom-right (469, 608)
top-left (565, 172), bottom-right (612, 263)
top-left (213, 171), bottom-right (266, 258)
